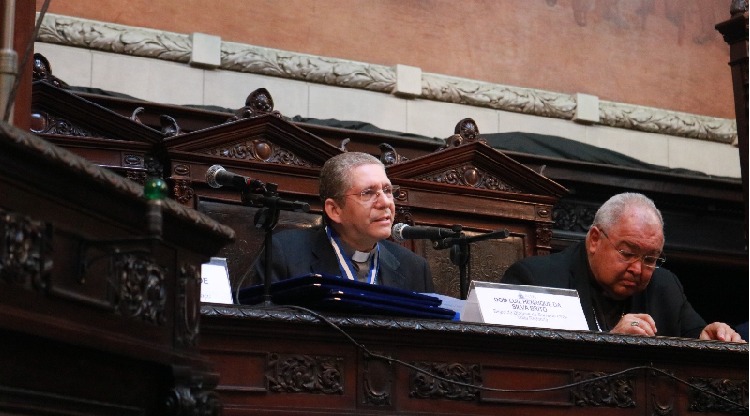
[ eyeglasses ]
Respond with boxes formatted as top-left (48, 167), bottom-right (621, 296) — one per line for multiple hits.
top-left (597, 227), bottom-right (666, 269)
top-left (341, 185), bottom-right (400, 204)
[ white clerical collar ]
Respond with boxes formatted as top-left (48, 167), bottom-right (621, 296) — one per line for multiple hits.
top-left (325, 226), bottom-right (380, 284)
top-left (352, 249), bottom-right (372, 263)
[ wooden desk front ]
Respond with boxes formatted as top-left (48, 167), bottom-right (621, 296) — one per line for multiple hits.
top-left (200, 304), bottom-right (747, 416)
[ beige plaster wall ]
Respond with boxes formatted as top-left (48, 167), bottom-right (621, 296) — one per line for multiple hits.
top-left (37, 0), bottom-right (735, 119)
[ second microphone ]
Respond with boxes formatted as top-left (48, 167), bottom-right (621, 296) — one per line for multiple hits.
top-left (391, 223), bottom-right (461, 242)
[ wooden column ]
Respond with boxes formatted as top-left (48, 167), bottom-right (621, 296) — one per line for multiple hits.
top-left (715, 3), bottom-right (749, 239)
top-left (9, 0), bottom-right (34, 129)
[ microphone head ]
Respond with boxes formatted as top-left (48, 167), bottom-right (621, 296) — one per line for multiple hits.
top-left (391, 223), bottom-right (407, 241)
top-left (206, 164), bottom-right (226, 188)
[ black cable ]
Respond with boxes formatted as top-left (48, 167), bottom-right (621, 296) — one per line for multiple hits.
top-left (276, 304), bottom-right (747, 411)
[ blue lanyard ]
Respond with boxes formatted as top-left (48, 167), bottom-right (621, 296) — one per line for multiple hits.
top-left (325, 226), bottom-right (379, 284)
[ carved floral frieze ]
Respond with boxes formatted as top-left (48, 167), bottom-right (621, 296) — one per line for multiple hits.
top-left (204, 140), bottom-right (314, 167)
top-left (572, 370), bottom-right (636, 408)
top-left (410, 362), bottom-right (481, 401)
top-left (414, 165), bottom-right (521, 192)
top-left (267, 353), bottom-right (344, 395)
top-left (689, 377), bottom-right (748, 414)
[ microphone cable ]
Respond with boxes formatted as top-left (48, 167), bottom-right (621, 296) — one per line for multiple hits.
top-left (265, 304), bottom-right (748, 412)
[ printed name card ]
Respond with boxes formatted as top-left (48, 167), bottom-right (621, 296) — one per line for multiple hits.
top-left (462, 281), bottom-right (588, 330)
top-left (200, 257), bottom-right (234, 304)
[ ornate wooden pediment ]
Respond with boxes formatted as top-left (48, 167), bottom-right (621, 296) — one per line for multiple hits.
top-left (30, 80), bottom-right (163, 144)
top-left (387, 140), bottom-right (567, 200)
top-left (162, 104), bottom-right (343, 209)
top-left (164, 113), bottom-right (341, 169)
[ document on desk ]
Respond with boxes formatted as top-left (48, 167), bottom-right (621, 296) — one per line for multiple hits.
top-left (201, 257), bottom-right (234, 304)
top-left (462, 281), bottom-right (588, 330)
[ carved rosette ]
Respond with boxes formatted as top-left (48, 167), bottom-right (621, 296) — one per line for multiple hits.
top-left (571, 371), bottom-right (636, 408)
top-left (172, 178), bottom-right (195, 205)
top-left (205, 140), bottom-right (314, 167)
top-left (688, 377), bottom-right (748, 414)
top-left (176, 264), bottom-right (202, 348)
top-left (535, 224), bottom-right (553, 248)
top-left (410, 362), bottom-right (481, 401)
top-left (112, 253), bottom-right (166, 325)
top-left (0, 209), bottom-right (51, 290)
top-left (415, 165), bottom-right (521, 192)
top-left (267, 354), bottom-right (344, 394)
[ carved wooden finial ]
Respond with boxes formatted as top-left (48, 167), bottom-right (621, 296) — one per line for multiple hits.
top-left (130, 107), bottom-right (145, 123)
top-left (32, 53), bottom-right (69, 88)
top-left (731, 0), bottom-right (748, 15)
top-left (378, 143), bottom-right (407, 165)
top-left (228, 88), bottom-right (282, 121)
top-left (440, 118), bottom-right (485, 150)
top-left (160, 115), bottom-right (181, 137)
top-left (339, 138), bottom-right (351, 152)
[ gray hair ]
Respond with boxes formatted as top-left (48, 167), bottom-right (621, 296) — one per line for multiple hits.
top-left (319, 152), bottom-right (384, 202)
top-left (591, 192), bottom-right (664, 231)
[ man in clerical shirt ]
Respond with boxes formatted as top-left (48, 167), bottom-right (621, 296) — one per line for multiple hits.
top-left (252, 151), bottom-right (434, 293)
top-left (502, 192), bottom-right (743, 342)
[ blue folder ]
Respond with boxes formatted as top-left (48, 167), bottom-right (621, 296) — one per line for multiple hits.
top-left (238, 273), bottom-right (456, 320)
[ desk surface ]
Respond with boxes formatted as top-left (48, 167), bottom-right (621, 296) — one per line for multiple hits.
top-left (201, 304), bottom-right (748, 416)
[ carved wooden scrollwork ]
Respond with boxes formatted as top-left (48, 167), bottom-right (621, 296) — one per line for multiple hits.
top-left (0, 209), bottom-right (51, 290)
top-left (415, 164), bottom-right (521, 192)
top-left (410, 362), bottom-right (481, 401)
top-left (164, 365), bottom-right (223, 416)
top-left (688, 377), bottom-right (748, 414)
top-left (112, 253), bottom-right (166, 325)
top-left (571, 370), bottom-right (636, 408)
top-left (267, 354), bottom-right (344, 394)
top-left (161, 114), bottom-right (182, 137)
top-left (29, 111), bottom-right (95, 137)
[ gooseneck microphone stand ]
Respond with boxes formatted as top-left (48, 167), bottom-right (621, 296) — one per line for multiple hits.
top-left (432, 227), bottom-right (511, 300)
top-left (241, 182), bottom-right (309, 305)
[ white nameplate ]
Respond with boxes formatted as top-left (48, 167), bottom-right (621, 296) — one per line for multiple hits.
top-left (200, 257), bottom-right (234, 304)
top-left (462, 281), bottom-right (588, 330)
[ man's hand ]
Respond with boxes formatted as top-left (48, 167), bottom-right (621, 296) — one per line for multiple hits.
top-left (700, 322), bottom-right (745, 342)
top-left (611, 313), bottom-right (657, 336)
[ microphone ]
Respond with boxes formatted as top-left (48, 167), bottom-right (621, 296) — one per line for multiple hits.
top-left (391, 223), bottom-right (459, 242)
top-left (206, 165), bottom-right (265, 192)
